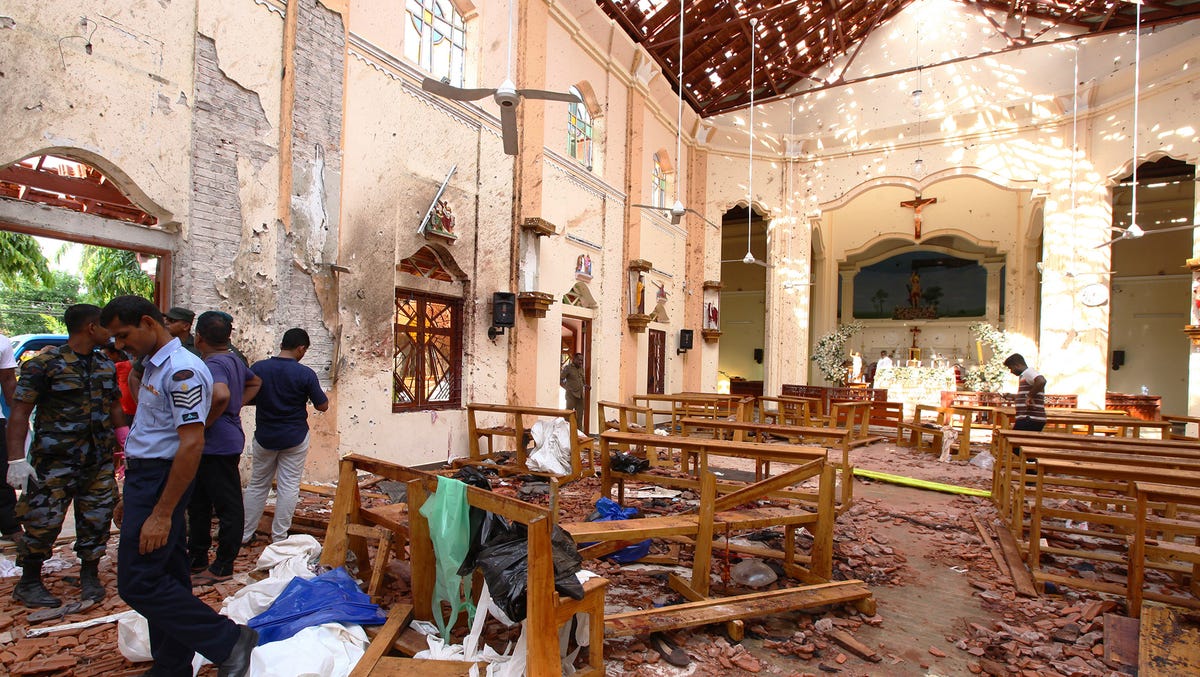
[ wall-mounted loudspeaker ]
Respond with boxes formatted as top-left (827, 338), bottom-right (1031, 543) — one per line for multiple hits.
top-left (1111, 349), bottom-right (1125, 371)
top-left (492, 292), bottom-right (516, 327)
top-left (678, 329), bottom-right (694, 352)
top-left (489, 292), bottom-right (516, 339)
top-left (753, 348), bottom-right (764, 364)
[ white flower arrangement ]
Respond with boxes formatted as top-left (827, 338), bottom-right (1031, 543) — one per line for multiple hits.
top-left (811, 321), bottom-right (864, 386)
top-left (962, 322), bottom-right (1010, 392)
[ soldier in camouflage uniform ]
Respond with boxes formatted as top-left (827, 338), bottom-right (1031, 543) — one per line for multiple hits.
top-left (5, 304), bottom-right (129, 608)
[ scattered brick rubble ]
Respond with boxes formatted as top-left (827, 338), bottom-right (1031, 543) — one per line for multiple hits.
top-left (0, 440), bottom-right (1145, 675)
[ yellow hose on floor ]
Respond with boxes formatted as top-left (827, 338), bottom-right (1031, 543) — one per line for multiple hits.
top-left (852, 468), bottom-right (992, 498)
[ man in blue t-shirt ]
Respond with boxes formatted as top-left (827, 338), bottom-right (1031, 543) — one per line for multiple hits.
top-left (188, 312), bottom-right (260, 584)
top-left (241, 328), bottom-right (328, 544)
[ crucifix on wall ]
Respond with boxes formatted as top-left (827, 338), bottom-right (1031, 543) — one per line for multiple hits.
top-left (900, 193), bottom-right (937, 240)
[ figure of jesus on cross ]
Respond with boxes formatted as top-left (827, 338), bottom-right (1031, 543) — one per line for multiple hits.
top-left (901, 193), bottom-right (937, 240)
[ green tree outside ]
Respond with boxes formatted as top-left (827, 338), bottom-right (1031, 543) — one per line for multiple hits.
top-left (0, 271), bottom-right (81, 335)
top-left (78, 246), bottom-right (154, 304)
top-left (0, 231), bottom-right (52, 287)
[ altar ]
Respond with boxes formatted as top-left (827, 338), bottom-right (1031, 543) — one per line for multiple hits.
top-left (874, 365), bottom-right (956, 417)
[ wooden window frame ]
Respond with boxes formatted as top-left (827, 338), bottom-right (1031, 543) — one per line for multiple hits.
top-left (393, 289), bottom-right (464, 412)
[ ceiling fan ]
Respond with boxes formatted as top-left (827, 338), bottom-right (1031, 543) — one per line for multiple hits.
top-left (722, 18), bottom-right (770, 269)
top-left (420, 0), bottom-right (579, 155)
top-left (1094, 2), bottom-right (1200, 248)
top-left (630, 0), bottom-right (718, 228)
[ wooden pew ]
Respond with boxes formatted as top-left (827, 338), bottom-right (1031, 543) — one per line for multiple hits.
top-left (632, 393), bottom-right (742, 432)
top-left (564, 456), bottom-right (875, 640)
top-left (326, 455), bottom-right (608, 676)
top-left (896, 404), bottom-right (949, 452)
top-left (462, 402), bottom-right (594, 482)
top-left (1026, 458), bottom-right (1200, 598)
top-left (756, 395), bottom-right (820, 427)
top-left (597, 430), bottom-right (854, 510)
top-left (993, 430), bottom-right (1200, 523)
top-left (1163, 414), bottom-right (1200, 441)
top-left (1129, 482), bottom-right (1200, 616)
top-left (676, 417), bottom-right (855, 503)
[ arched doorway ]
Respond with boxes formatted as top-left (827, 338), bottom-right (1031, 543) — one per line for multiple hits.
top-left (718, 205), bottom-right (768, 394)
top-left (0, 153), bottom-right (173, 310)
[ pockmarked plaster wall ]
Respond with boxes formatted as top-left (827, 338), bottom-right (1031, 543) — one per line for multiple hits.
top-left (0, 0), bottom-right (198, 227)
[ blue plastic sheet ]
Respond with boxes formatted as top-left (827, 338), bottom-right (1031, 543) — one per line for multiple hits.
top-left (248, 567), bottom-right (387, 645)
top-left (590, 497), bottom-right (651, 564)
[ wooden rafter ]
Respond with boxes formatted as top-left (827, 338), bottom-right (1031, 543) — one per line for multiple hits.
top-left (597, 0), bottom-right (1200, 117)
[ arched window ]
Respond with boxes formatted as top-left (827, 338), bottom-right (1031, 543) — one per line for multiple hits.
top-left (404, 0), bottom-right (467, 87)
top-left (567, 86), bottom-right (593, 170)
top-left (651, 152), bottom-right (671, 208)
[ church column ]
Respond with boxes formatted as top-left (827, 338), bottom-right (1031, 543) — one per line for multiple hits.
top-left (763, 160), bottom-right (812, 393)
top-left (619, 88), bottom-right (647, 400)
top-left (839, 269), bottom-right (855, 327)
top-left (1038, 172), bottom-right (1110, 409)
top-left (507, 0), bottom-right (550, 407)
top-left (983, 259), bottom-right (1004, 326)
top-left (682, 144), bottom-right (709, 392)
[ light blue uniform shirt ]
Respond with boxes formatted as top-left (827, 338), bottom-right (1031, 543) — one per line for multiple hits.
top-left (124, 337), bottom-right (212, 460)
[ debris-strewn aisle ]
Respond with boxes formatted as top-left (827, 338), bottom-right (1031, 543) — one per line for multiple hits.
top-left (0, 441), bottom-right (1130, 676)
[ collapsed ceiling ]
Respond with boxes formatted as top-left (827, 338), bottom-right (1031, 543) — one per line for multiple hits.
top-left (597, 0), bottom-right (1200, 117)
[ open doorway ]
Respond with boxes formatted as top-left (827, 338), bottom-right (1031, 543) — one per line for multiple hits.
top-left (719, 205), bottom-right (768, 394)
top-left (1, 153), bottom-right (171, 334)
top-left (1107, 157), bottom-right (1194, 413)
top-left (560, 316), bottom-right (591, 432)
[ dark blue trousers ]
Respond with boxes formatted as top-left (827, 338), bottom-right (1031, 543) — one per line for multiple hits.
top-left (118, 458), bottom-right (240, 673)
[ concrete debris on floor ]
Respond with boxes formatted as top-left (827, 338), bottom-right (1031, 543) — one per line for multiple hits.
top-left (0, 439), bottom-right (1160, 675)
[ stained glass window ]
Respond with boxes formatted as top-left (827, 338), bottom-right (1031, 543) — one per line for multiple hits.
top-left (567, 86), bottom-right (593, 170)
top-left (651, 152), bottom-right (670, 209)
top-left (394, 290), bottom-right (462, 411)
top-left (404, 0), bottom-right (466, 87)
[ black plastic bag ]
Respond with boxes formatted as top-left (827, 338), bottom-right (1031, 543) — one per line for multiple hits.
top-left (476, 521), bottom-right (584, 622)
top-left (454, 467), bottom-right (499, 575)
top-left (611, 451), bottom-right (649, 474)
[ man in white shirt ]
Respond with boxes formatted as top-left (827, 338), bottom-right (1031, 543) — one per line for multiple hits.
top-left (876, 350), bottom-right (894, 371)
top-left (0, 333), bottom-right (20, 544)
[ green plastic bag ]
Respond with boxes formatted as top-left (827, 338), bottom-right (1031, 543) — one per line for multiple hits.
top-left (418, 475), bottom-right (475, 638)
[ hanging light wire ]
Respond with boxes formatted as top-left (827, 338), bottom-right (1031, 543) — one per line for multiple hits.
top-left (675, 0), bottom-right (684, 205)
top-left (744, 18), bottom-right (757, 264)
top-left (1129, 0), bottom-right (1142, 236)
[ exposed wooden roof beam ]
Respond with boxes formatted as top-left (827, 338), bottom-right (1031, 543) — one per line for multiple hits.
top-left (647, 0), bottom-right (808, 50)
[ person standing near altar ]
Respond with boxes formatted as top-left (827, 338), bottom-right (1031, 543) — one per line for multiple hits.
top-left (1004, 353), bottom-right (1046, 434)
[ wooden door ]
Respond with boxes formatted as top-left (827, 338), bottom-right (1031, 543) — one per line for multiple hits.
top-left (648, 329), bottom-right (665, 394)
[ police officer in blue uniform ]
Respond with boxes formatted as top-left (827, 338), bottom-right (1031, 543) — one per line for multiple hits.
top-left (100, 296), bottom-right (256, 677)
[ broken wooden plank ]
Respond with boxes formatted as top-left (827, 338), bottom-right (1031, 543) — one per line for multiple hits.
top-left (604, 580), bottom-right (873, 637)
top-left (349, 604), bottom-right (414, 677)
top-left (1139, 603), bottom-right (1200, 677)
top-left (994, 519), bottom-right (1038, 597)
top-left (827, 628), bottom-right (882, 662)
top-left (1103, 612), bottom-right (1139, 669)
top-left (971, 514), bottom-right (1011, 580)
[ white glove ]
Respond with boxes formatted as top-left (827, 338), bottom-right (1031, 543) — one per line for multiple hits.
top-left (6, 459), bottom-right (38, 490)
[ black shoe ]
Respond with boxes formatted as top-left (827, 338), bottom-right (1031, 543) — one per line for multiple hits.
top-left (12, 578), bottom-right (62, 608)
top-left (79, 560), bottom-right (106, 603)
top-left (217, 624), bottom-right (258, 677)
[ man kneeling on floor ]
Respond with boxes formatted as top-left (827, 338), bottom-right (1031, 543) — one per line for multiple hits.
top-left (102, 296), bottom-right (256, 677)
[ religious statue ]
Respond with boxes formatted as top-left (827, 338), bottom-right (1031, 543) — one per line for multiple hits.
top-left (654, 280), bottom-right (667, 301)
top-left (429, 199), bottom-right (455, 234)
top-left (636, 273), bottom-right (646, 314)
top-left (575, 254), bottom-right (593, 279)
top-left (705, 302), bottom-right (719, 329)
top-left (908, 270), bottom-right (922, 308)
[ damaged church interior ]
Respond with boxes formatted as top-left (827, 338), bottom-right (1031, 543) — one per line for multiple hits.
top-left (3, 0), bottom-right (1200, 674)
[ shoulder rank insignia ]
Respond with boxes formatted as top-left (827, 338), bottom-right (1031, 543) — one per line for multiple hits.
top-left (171, 384), bottom-right (203, 410)
top-left (172, 369), bottom-right (195, 382)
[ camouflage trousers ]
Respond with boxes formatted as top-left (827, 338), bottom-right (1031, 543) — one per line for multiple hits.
top-left (16, 449), bottom-right (118, 567)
